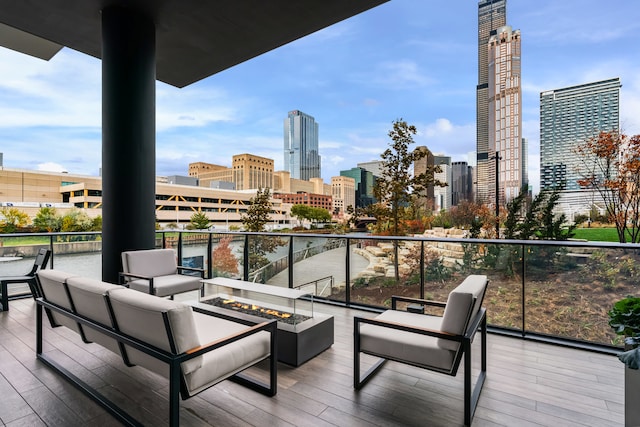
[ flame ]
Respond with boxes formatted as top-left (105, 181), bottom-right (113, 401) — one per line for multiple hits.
top-left (219, 299), bottom-right (293, 319)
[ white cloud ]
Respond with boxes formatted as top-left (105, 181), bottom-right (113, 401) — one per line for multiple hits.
top-left (37, 162), bottom-right (67, 173)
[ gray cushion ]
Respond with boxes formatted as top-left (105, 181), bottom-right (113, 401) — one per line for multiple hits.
top-left (107, 287), bottom-right (203, 376)
top-left (129, 274), bottom-right (201, 297)
top-left (122, 249), bottom-right (178, 278)
top-left (359, 310), bottom-right (455, 371)
top-left (184, 312), bottom-right (271, 396)
top-left (36, 270), bottom-right (80, 332)
top-left (66, 277), bottom-right (122, 353)
top-left (438, 274), bottom-right (488, 351)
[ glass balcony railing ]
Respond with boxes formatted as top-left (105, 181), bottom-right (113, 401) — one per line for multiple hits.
top-left (2, 230), bottom-right (635, 353)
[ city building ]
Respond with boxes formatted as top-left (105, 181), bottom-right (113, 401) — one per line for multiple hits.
top-left (488, 24), bottom-right (523, 204)
top-left (356, 160), bottom-right (383, 178)
top-left (272, 192), bottom-right (332, 212)
top-left (540, 78), bottom-right (621, 192)
top-left (414, 146), bottom-right (436, 209)
top-left (476, 0), bottom-right (507, 203)
top-left (451, 161), bottom-right (473, 206)
top-left (434, 155), bottom-right (452, 211)
top-left (0, 168), bottom-right (291, 229)
top-left (331, 176), bottom-right (356, 216)
top-left (340, 167), bottom-right (376, 208)
top-left (540, 77), bottom-right (621, 218)
top-left (231, 154), bottom-right (274, 191)
top-left (284, 110), bottom-right (321, 180)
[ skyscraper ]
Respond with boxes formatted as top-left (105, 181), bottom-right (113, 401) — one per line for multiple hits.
top-left (488, 24), bottom-right (522, 203)
top-left (476, 0), bottom-right (507, 203)
top-left (414, 146), bottom-right (435, 208)
top-left (284, 110), bottom-right (321, 180)
top-left (451, 161), bottom-right (473, 206)
top-left (433, 155), bottom-right (452, 211)
top-left (540, 78), bottom-right (621, 192)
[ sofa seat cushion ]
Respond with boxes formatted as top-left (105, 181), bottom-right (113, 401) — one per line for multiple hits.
top-left (107, 287), bottom-right (202, 376)
top-left (129, 274), bottom-right (201, 297)
top-left (359, 310), bottom-right (455, 372)
top-left (184, 312), bottom-right (271, 396)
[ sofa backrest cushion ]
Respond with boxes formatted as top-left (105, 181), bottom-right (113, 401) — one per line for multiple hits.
top-left (36, 270), bottom-right (80, 332)
top-left (438, 275), bottom-right (488, 351)
top-left (66, 277), bottom-right (122, 353)
top-left (121, 249), bottom-right (178, 279)
top-left (107, 287), bottom-right (202, 376)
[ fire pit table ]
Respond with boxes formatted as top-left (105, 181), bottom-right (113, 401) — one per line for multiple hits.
top-left (193, 277), bottom-right (334, 366)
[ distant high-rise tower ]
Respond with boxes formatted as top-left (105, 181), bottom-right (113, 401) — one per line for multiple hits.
top-left (284, 110), bottom-right (321, 181)
top-left (540, 78), bottom-right (621, 192)
top-left (433, 155), bottom-right (452, 211)
top-left (476, 0), bottom-right (507, 203)
top-left (414, 146), bottom-right (435, 208)
top-left (451, 161), bottom-right (473, 206)
top-left (488, 25), bottom-right (522, 203)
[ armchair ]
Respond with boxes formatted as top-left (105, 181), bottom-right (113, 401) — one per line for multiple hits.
top-left (1, 247), bottom-right (51, 311)
top-left (354, 274), bottom-right (488, 426)
top-left (120, 248), bottom-right (204, 298)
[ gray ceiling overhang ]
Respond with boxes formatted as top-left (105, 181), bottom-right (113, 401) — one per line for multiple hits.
top-left (0, 0), bottom-right (388, 88)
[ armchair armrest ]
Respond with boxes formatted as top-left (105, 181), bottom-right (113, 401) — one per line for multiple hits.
top-left (183, 319), bottom-right (276, 360)
top-left (463, 307), bottom-right (486, 341)
top-left (118, 272), bottom-right (155, 293)
top-left (177, 265), bottom-right (205, 278)
top-left (355, 315), bottom-right (462, 343)
top-left (391, 295), bottom-right (447, 310)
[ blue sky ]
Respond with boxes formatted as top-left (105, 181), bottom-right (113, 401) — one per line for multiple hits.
top-left (1, 0), bottom-right (639, 195)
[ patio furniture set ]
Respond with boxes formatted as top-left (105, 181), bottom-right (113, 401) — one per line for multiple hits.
top-left (3, 248), bottom-right (488, 426)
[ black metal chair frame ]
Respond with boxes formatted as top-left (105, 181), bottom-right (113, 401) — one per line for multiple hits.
top-left (36, 286), bottom-right (277, 427)
top-left (354, 295), bottom-right (487, 427)
top-left (0, 247), bottom-right (51, 311)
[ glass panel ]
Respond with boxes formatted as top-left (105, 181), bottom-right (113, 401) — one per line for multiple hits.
top-left (178, 232), bottom-right (209, 277)
top-left (210, 233), bottom-right (243, 280)
top-left (524, 245), bottom-right (637, 348)
top-left (291, 235), bottom-right (344, 298)
top-left (471, 241), bottom-right (523, 330)
top-left (246, 233), bottom-right (289, 285)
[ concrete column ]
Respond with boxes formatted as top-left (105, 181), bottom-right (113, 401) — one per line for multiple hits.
top-left (101, 6), bottom-right (156, 283)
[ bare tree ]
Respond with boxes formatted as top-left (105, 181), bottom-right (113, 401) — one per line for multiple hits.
top-left (575, 131), bottom-right (640, 243)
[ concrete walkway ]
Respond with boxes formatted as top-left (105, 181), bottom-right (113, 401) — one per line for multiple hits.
top-left (266, 246), bottom-right (369, 296)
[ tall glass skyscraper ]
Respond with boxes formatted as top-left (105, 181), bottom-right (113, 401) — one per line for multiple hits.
top-left (476, 0), bottom-right (506, 202)
top-left (540, 78), bottom-right (621, 191)
top-left (284, 110), bottom-right (321, 180)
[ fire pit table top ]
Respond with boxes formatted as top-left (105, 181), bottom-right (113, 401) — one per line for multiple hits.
top-left (201, 277), bottom-right (312, 300)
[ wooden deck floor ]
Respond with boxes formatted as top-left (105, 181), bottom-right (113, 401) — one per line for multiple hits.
top-left (0, 296), bottom-right (624, 427)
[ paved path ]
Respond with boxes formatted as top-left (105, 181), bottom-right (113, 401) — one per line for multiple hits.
top-left (266, 246), bottom-right (369, 295)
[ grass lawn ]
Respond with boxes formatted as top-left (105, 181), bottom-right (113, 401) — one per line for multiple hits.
top-left (572, 227), bottom-right (620, 242)
top-left (0, 235), bottom-right (50, 246)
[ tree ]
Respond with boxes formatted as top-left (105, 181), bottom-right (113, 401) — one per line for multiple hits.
top-left (189, 211), bottom-right (211, 230)
top-left (0, 207), bottom-right (29, 233)
top-left (290, 204), bottom-right (311, 227)
top-left (374, 119), bottom-right (444, 236)
top-left (575, 130), bottom-right (640, 243)
top-left (33, 206), bottom-right (61, 232)
top-left (240, 188), bottom-right (283, 275)
top-left (241, 188), bottom-right (272, 232)
top-left (60, 209), bottom-right (93, 232)
top-left (374, 119), bottom-right (445, 280)
top-left (212, 235), bottom-right (239, 277)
